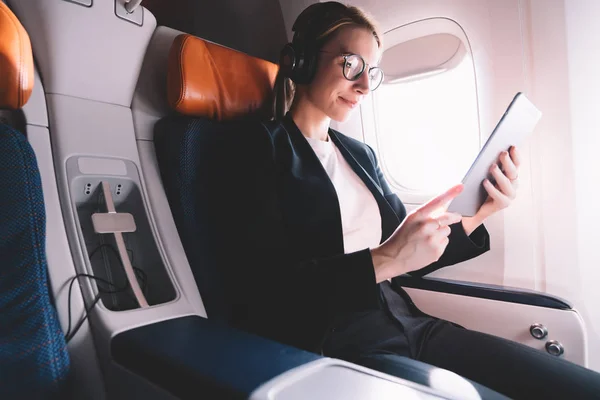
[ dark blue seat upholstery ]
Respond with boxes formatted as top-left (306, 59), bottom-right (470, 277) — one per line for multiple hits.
top-left (155, 116), bottom-right (235, 322)
top-left (0, 122), bottom-right (70, 398)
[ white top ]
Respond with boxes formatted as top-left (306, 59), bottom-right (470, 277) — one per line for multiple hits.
top-left (305, 135), bottom-right (382, 254)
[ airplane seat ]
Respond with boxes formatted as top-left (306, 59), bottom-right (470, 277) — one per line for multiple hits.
top-left (149, 33), bottom-right (512, 400)
top-left (154, 33), bottom-right (278, 321)
top-left (0, 2), bottom-right (71, 398)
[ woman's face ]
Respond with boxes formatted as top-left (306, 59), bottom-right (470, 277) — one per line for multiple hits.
top-left (305, 25), bottom-right (381, 122)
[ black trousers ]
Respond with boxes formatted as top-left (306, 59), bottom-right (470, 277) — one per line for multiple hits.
top-left (353, 320), bottom-right (600, 400)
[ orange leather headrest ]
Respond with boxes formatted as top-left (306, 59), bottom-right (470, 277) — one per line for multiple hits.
top-left (167, 34), bottom-right (278, 120)
top-left (0, 2), bottom-right (33, 110)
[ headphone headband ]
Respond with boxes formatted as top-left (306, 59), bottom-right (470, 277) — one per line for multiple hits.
top-left (292, 2), bottom-right (348, 40)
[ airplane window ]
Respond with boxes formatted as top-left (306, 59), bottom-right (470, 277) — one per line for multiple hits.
top-left (374, 54), bottom-right (480, 194)
top-left (370, 32), bottom-right (480, 196)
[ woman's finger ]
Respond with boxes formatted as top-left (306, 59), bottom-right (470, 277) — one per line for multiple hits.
top-left (420, 218), bottom-right (452, 237)
top-left (499, 151), bottom-right (519, 181)
top-left (436, 224), bottom-right (451, 236)
top-left (434, 234), bottom-right (450, 250)
top-left (483, 179), bottom-right (511, 208)
top-left (427, 225), bottom-right (451, 245)
top-left (436, 212), bottom-right (462, 227)
top-left (490, 164), bottom-right (516, 199)
top-left (417, 184), bottom-right (464, 219)
top-left (510, 146), bottom-right (521, 168)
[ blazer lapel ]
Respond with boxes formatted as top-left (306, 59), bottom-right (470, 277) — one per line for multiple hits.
top-left (329, 130), bottom-right (400, 243)
top-left (279, 116), bottom-right (346, 257)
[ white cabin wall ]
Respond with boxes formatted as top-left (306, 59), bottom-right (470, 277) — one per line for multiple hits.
top-left (526, 0), bottom-right (578, 308)
top-left (484, 0), bottom-right (542, 293)
top-left (562, 0), bottom-right (600, 371)
top-left (519, 0), bottom-right (600, 370)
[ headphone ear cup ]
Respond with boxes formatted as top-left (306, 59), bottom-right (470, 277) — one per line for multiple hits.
top-left (280, 41), bottom-right (312, 84)
top-left (289, 41), bottom-right (316, 85)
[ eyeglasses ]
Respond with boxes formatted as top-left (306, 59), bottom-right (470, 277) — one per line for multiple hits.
top-left (321, 51), bottom-right (384, 91)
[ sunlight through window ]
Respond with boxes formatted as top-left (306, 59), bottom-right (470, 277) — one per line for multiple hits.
top-left (373, 55), bottom-right (480, 194)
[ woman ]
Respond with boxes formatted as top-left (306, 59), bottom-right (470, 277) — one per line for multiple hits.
top-left (206, 2), bottom-right (600, 398)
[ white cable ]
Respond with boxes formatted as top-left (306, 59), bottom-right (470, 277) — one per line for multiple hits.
top-left (125, 0), bottom-right (142, 14)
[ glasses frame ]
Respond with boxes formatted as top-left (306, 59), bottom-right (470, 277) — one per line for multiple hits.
top-left (320, 50), bottom-right (384, 91)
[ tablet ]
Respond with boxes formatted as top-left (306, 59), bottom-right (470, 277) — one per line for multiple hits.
top-left (447, 92), bottom-right (542, 216)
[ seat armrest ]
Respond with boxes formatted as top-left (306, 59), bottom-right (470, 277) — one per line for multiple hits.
top-left (111, 316), bottom-right (320, 399)
top-left (112, 316), bottom-right (504, 400)
top-left (395, 275), bottom-right (572, 310)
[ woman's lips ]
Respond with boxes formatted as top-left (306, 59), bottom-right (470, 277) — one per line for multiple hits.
top-left (339, 97), bottom-right (358, 108)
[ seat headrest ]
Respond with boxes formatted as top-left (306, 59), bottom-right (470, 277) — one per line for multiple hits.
top-left (167, 34), bottom-right (278, 120)
top-left (0, 2), bottom-right (33, 110)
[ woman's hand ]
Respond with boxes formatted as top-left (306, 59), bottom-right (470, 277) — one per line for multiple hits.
top-left (462, 146), bottom-right (522, 235)
top-left (371, 184), bottom-right (464, 282)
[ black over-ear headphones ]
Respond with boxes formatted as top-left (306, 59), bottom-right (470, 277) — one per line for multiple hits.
top-left (279, 2), bottom-right (348, 84)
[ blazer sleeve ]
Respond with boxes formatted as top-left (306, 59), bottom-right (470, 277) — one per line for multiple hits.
top-left (365, 145), bottom-right (490, 278)
top-left (204, 122), bottom-right (380, 347)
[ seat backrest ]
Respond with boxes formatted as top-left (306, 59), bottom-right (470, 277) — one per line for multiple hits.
top-left (155, 33), bottom-right (277, 321)
top-left (0, 2), bottom-right (70, 397)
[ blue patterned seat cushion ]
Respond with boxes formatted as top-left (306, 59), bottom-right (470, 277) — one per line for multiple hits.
top-left (155, 117), bottom-right (229, 321)
top-left (0, 123), bottom-right (70, 398)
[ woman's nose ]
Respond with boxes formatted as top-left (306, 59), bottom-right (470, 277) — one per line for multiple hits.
top-left (354, 72), bottom-right (371, 94)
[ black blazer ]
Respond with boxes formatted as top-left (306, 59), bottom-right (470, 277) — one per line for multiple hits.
top-left (204, 114), bottom-right (490, 353)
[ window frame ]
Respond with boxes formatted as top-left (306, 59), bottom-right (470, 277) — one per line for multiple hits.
top-left (363, 18), bottom-right (483, 206)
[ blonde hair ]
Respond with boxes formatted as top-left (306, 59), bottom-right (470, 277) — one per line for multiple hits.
top-left (272, 3), bottom-right (382, 120)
